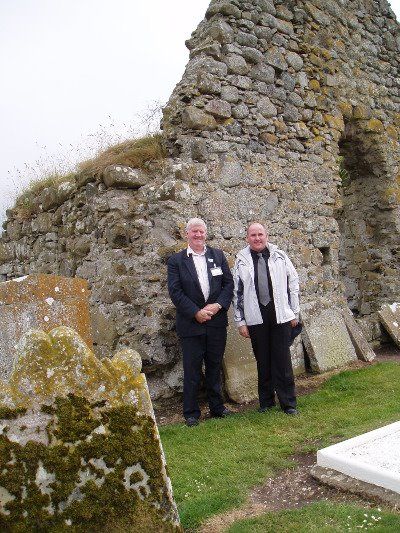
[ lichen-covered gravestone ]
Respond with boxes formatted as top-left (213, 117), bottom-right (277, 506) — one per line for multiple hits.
top-left (0, 327), bottom-right (181, 532)
top-left (0, 274), bottom-right (92, 382)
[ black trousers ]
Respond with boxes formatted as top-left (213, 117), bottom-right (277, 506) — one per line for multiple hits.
top-left (248, 306), bottom-right (296, 410)
top-left (180, 327), bottom-right (227, 419)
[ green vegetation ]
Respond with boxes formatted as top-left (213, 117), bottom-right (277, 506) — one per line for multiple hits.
top-left (228, 502), bottom-right (400, 532)
top-left (160, 362), bottom-right (400, 530)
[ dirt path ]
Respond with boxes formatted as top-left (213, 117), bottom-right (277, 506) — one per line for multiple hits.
top-left (200, 454), bottom-right (376, 533)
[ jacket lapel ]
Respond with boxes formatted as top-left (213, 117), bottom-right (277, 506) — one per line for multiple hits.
top-left (205, 247), bottom-right (214, 287)
top-left (183, 251), bottom-right (203, 293)
top-left (242, 246), bottom-right (255, 281)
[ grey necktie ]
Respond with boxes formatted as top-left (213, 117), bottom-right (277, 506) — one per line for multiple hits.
top-left (257, 253), bottom-right (270, 306)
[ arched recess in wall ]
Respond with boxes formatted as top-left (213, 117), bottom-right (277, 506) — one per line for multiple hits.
top-left (335, 120), bottom-right (400, 320)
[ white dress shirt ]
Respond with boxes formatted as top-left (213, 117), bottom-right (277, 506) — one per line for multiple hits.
top-left (187, 246), bottom-right (210, 301)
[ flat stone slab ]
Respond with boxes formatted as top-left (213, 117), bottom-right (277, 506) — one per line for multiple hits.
top-left (342, 307), bottom-right (375, 362)
top-left (317, 421), bottom-right (400, 494)
top-left (311, 464), bottom-right (400, 508)
top-left (223, 325), bottom-right (258, 403)
top-left (302, 306), bottom-right (357, 372)
top-left (378, 303), bottom-right (400, 348)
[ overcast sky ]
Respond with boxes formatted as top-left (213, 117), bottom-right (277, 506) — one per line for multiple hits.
top-left (0, 0), bottom-right (399, 221)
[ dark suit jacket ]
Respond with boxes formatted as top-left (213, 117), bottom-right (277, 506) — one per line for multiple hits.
top-left (167, 246), bottom-right (234, 337)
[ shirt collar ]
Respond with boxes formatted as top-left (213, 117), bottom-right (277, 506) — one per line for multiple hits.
top-left (250, 247), bottom-right (270, 258)
top-left (187, 245), bottom-right (206, 257)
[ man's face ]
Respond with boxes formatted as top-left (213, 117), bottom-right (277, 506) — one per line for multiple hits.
top-left (187, 224), bottom-right (207, 251)
top-left (247, 224), bottom-right (268, 252)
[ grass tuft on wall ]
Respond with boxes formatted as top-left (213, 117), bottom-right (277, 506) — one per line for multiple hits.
top-left (77, 133), bottom-right (167, 177)
top-left (12, 133), bottom-right (166, 219)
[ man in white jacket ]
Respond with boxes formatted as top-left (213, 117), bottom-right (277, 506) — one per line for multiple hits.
top-left (233, 222), bottom-right (300, 415)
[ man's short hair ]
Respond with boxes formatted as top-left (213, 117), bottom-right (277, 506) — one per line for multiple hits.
top-left (186, 218), bottom-right (207, 232)
top-left (247, 222), bottom-right (268, 235)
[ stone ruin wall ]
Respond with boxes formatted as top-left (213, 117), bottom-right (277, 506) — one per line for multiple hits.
top-left (0, 0), bottom-right (400, 400)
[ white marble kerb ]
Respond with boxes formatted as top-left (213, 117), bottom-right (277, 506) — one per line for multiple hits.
top-left (317, 421), bottom-right (400, 494)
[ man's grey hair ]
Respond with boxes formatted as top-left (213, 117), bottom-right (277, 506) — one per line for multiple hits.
top-left (186, 217), bottom-right (207, 232)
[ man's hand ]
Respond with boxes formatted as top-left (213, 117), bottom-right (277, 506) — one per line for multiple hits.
top-left (238, 325), bottom-right (250, 338)
top-left (290, 319), bottom-right (298, 327)
top-left (195, 309), bottom-right (213, 323)
top-left (203, 303), bottom-right (221, 316)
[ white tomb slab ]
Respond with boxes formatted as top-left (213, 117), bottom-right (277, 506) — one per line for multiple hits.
top-left (317, 421), bottom-right (400, 494)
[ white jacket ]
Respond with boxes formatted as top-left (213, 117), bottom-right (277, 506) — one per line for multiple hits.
top-left (233, 244), bottom-right (299, 326)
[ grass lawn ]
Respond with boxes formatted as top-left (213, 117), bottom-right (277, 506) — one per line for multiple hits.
top-left (159, 362), bottom-right (400, 530)
top-left (228, 502), bottom-right (400, 532)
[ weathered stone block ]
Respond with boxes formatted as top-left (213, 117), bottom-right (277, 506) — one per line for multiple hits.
top-left (102, 165), bottom-right (147, 189)
top-left (205, 99), bottom-right (232, 118)
top-left (219, 160), bottom-right (243, 187)
top-left (264, 47), bottom-right (287, 70)
top-left (242, 47), bottom-right (263, 64)
top-left (206, 1), bottom-right (241, 19)
top-left (207, 19), bottom-right (234, 44)
top-left (286, 51), bottom-right (304, 71)
top-left (39, 187), bottom-right (59, 211)
top-left (182, 106), bottom-right (217, 130)
top-left (257, 96), bottom-right (278, 118)
top-left (198, 72), bottom-right (222, 94)
top-left (220, 85), bottom-right (240, 103)
top-left (232, 103), bottom-right (250, 119)
top-left (364, 118), bottom-right (384, 133)
top-left (224, 54), bottom-right (249, 75)
top-left (378, 303), bottom-right (400, 348)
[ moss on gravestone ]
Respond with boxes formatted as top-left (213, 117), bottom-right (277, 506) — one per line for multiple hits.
top-left (0, 395), bottom-right (180, 532)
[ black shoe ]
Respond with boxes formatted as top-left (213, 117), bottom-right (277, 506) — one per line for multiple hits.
top-left (185, 417), bottom-right (199, 427)
top-left (211, 407), bottom-right (232, 418)
top-left (258, 406), bottom-right (275, 413)
top-left (284, 408), bottom-right (299, 416)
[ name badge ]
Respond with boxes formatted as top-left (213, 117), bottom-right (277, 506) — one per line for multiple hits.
top-left (211, 267), bottom-right (223, 276)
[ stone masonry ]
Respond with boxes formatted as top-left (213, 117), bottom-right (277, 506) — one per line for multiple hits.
top-left (0, 0), bottom-right (399, 399)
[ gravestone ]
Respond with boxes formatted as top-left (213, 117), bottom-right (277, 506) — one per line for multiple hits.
top-left (342, 307), bottom-right (375, 362)
top-left (378, 303), bottom-right (400, 348)
top-left (223, 325), bottom-right (258, 403)
top-left (316, 422), bottom-right (400, 497)
top-left (301, 303), bottom-right (357, 372)
top-left (223, 325), bottom-right (306, 403)
top-left (0, 274), bottom-right (92, 381)
top-left (0, 326), bottom-right (181, 531)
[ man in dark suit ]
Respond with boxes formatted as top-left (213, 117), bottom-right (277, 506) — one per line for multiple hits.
top-left (167, 218), bottom-right (234, 426)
